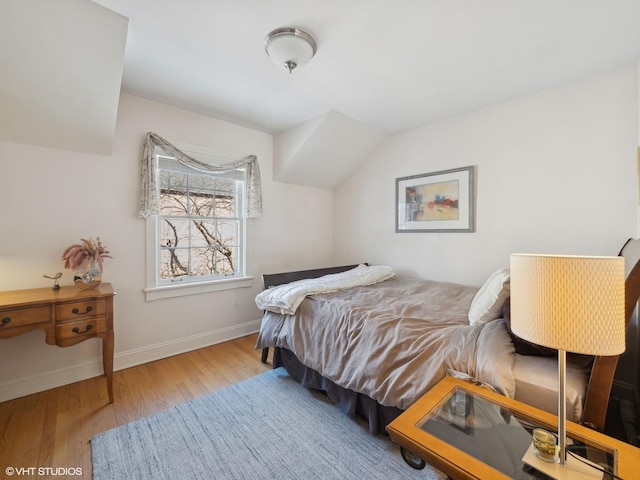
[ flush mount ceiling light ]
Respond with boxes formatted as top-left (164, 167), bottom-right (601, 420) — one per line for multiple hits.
top-left (264, 27), bottom-right (316, 73)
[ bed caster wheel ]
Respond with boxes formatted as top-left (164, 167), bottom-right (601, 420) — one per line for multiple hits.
top-left (400, 447), bottom-right (425, 470)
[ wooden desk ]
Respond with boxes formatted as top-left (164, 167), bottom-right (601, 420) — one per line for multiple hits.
top-left (0, 283), bottom-right (115, 402)
top-left (387, 375), bottom-right (640, 480)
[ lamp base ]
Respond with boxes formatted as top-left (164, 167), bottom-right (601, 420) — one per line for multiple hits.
top-left (522, 443), bottom-right (603, 480)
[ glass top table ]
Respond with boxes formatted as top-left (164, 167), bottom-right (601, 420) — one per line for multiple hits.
top-left (420, 386), bottom-right (613, 479)
top-left (386, 376), bottom-right (640, 480)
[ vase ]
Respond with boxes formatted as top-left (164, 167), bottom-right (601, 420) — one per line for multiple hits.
top-left (74, 260), bottom-right (102, 290)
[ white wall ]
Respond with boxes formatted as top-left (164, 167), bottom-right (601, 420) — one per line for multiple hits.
top-left (0, 93), bottom-right (335, 401)
top-left (334, 67), bottom-right (639, 287)
top-left (2, 67), bottom-right (638, 402)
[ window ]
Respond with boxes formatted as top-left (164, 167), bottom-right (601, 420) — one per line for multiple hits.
top-left (144, 144), bottom-right (254, 301)
top-left (158, 155), bottom-right (244, 282)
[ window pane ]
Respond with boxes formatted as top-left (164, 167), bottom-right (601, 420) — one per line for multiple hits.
top-left (159, 248), bottom-right (189, 280)
top-left (190, 220), bottom-right (217, 247)
top-left (215, 246), bottom-right (237, 274)
top-left (159, 170), bottom-right (187, 189)
top-left (214, 194), bottom-right (235, 218)
top-left (190, 247), bottom-right (215, 276)
top-left (159, 171), bottom-right (188, 216)
top-left (217, 220), bottom-right (239, 245)
top-left (190, 190), bottom-right (214, 217)
top-left (215, 177), bottom-right (234, 192)
top-left (160, 218), bottom-right (191, 248)
top-left (160, 193), bottom-right (188, 216)
top-left (190, 173), bottom-right (215, 191)
top-left (189, 173), bottom-right (215, 216)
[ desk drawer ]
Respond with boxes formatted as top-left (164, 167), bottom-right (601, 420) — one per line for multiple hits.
top-left (0, 306), bottom-right (52, 329)
top-left (55, 317), bottom-right (105, 340)
top-left (56, 299), bottom-right (105, 321)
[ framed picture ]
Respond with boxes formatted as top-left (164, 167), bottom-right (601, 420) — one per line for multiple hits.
top-left (396, 166), bottom-right (474, 233)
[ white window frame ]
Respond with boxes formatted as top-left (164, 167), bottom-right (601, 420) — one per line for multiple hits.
top-left (144, 143), bottom-right (253, 301)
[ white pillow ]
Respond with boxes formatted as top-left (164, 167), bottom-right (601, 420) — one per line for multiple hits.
top-left (468, 267), bottom-right (510, 325)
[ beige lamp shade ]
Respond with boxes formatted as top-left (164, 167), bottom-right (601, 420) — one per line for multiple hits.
top-left (509, 254), bottom-right (625, 356)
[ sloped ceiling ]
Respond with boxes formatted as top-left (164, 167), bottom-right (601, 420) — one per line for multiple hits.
top-left (4, 1), bottom-right (640, 188)
top-left (274, 111), bottom-right (387, 189)
top-left (0, 0), bottom-right (127, 155)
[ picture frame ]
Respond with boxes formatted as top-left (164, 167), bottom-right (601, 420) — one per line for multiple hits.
top-left (396, 166), bottom-right (474, 233)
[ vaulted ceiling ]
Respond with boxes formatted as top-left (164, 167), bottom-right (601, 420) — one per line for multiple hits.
top-left (1, 0), bottom-right (127, 154)
top-left (3, 1), bottom-right (640, 187)
top-left (98, 0), bottom-right (640, 134)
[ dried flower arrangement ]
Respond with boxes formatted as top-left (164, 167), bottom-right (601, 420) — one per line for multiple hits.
top-left (61, 237), bottom-right (112, 272)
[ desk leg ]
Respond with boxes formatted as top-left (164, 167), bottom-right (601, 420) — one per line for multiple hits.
top-left (103, 330), bottom-right (114, 403)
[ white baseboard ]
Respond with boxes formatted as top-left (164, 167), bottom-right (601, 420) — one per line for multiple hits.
top-left (0, 319), bottom-right (262, 403)
top-left (114, 319), bottom-right (262, 370)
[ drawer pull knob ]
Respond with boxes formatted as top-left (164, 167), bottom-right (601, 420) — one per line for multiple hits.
top-left (71, 324), bottom-right (93, 334)
top-left (0, 317), bottom-right (11, 327)
top-left (71, 306), bottom-right (93, 315)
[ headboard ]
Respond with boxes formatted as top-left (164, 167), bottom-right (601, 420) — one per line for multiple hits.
top-left (582, 238), bottom-right (640, 431)
top-left (262, 264), bottom-right (363, 290)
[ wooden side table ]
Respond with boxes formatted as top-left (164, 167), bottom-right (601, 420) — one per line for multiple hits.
top-left (0, 283), bottom-right (115, 402)
top-left (387, 375), bottom-right (640, 480)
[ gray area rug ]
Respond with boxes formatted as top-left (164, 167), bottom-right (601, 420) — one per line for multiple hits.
top-left (91, 368), bottom-right (444, 479)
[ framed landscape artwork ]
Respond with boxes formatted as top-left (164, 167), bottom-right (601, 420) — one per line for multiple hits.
top-left (396, 166), bottom-right (474, 233)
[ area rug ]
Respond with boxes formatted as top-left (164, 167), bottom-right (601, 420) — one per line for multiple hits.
top-left (91, 368), bottom-right (444, 479)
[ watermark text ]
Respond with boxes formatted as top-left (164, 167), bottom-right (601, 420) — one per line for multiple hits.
top-left (5, 466), bottom-right (83, 476)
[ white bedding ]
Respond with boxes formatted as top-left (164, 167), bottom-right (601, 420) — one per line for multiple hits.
top-left (255, 264), bottom-right (395, 315)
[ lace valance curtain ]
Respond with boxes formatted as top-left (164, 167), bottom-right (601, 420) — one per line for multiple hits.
top-left (138, 132), bottom-right (262, 218)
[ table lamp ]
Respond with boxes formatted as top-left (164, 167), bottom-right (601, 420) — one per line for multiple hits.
top-left (510, 254), bottom-right (625, 473)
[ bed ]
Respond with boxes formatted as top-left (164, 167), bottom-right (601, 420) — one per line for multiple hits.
top-left (255, 240), bottom-right (640, 435)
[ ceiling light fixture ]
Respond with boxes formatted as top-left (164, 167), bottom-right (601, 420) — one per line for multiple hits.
top-left (264, 27), bottom-right (316, 73)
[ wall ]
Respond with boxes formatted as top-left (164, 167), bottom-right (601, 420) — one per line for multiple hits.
top-left (2, 67), bottom-right (638, 403)
top-left (334, 66), bottom-right (639, 287)
top-left (0, 93), bottom-right (335, 401)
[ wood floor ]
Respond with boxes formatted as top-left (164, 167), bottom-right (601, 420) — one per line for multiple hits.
top-left (0, 333), bottom-right (270, 479)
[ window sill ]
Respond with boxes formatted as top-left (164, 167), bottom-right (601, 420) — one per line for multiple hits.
top-left (144, 276), bottom-right (255, 301)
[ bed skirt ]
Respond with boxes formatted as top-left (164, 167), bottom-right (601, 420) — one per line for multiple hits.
top-left (273, 347), bottom-right (402, 434)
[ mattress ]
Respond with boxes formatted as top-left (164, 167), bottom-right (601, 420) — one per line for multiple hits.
top-left (512, 353), bottom-right (592, 422)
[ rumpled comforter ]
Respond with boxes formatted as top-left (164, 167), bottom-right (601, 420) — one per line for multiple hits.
top-left (255, 264), bottom-right (395, 315)
top-left (256, 275), bottom-right (515, 410)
